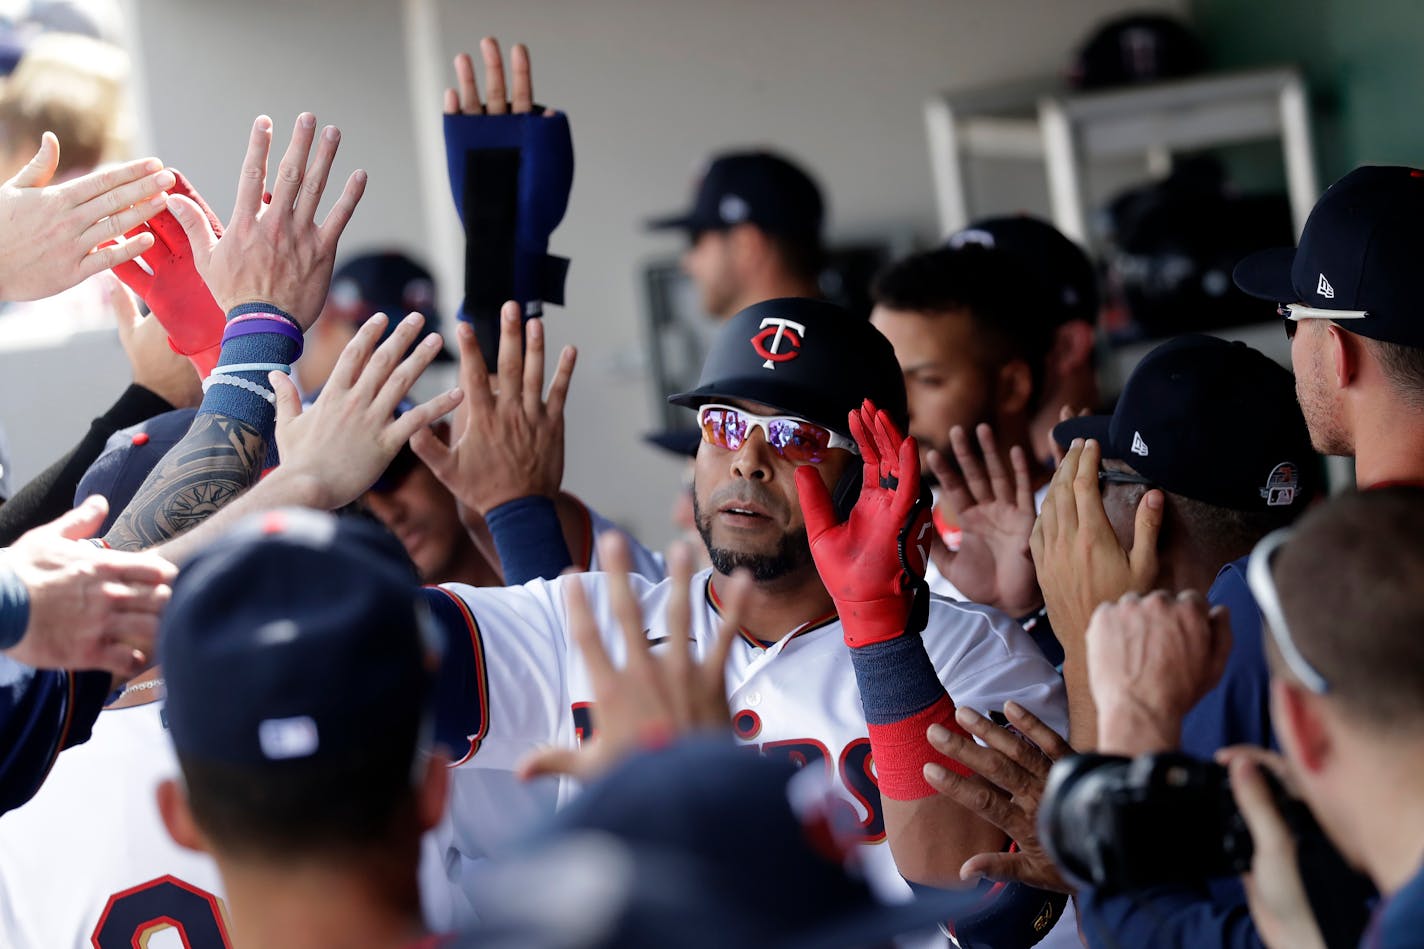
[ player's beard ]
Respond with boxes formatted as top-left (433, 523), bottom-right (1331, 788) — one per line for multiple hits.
top-left (1297, 345), bottom-right (1352, 456)
top-left (691, 490), bottom-right (814, 582)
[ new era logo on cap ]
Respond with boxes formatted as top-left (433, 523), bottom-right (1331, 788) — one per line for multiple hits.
top-left (719, 194), bottom-right (750, 224)
top-left (258, 716), bottom-right (319, 760)
top-left (1131, 431), bottom-right (1150, 456)
top-left (947, 227), bottom-right (996, 250)
top-left (1235, 166), bottom-right (1424, 349)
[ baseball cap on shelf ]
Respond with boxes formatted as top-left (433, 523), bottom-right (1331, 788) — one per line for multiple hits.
top-left (1068, 13), bottom-right (1206, 90)
top-left (74, 408), bottom-right (196, 534)
top-left (648, 150), bottom-right (824, 241)
top-left (1234, 165), bottom-right (1424, 349)
top-left (161, 508), bottom-right (437, 770)
top-left (458, 738), bottom-right (994, 949)
top-left (326, 251), bottom-right (453, 362)
top-left (1053, 334), bottom-right (1318, 513)
top-left (947, 214), bottom-right (1100, 327)
top-left (668, 297), bottom-right (907, 439)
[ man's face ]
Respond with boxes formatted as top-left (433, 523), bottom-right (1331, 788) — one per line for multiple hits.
top-left (681, 229), bottom-right (741, 319)
top-left (691, 399), bottom-right (856, 582)
top-left (870, 305), bottom-right (994, 464)
top-left (1289, 318), bottom-right (1352, 455)
top-left (363, 461), bottom-right (466, 583)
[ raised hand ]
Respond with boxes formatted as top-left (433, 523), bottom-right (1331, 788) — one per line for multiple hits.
top-left (516, 536), bottom-right (750, 783)
top-left (930, 423), bottom-right (1040, 615)
top-left (445, 37), bottom-right (547, 117)
top-left (269, 313), bottom-right (463, 511)
top-left (410, 301), bottom-right (576, 514)
top-left (442, 36), bottom-right (572, 340)
top-left (1029, 438), bottom-right (1162, 663)
top-left (167, 114), bottom-right (366, 328)
top-left (0, 133), bottom-right (173, 301)
top-left (112, 169), bottom-right (226, 377)
top-left (922, 701), bottom-right (1076, 893)
top-left (1089, 590), bottom-right (1233, 756)
top-left (797, 400), bottom-right (933, 647)
top-left (2, 496), bottom-right (175, 678)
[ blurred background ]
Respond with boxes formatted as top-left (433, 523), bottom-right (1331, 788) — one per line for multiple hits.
top-left (0, 0), bottom-right (1419, 545)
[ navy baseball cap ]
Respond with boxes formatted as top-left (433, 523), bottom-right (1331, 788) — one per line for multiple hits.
top-left (327, 251), bottom-right (453, 361)
top-left (1234, 165), bottom-right (1424, 349)
top-left (648, 150), bottom-right (824, 241)
top-left (948, 214), bottom-right (1100, 327)
top-left (1054, 334), bottom-right (1318, 512)
top-left (75, 408), bottom-right (196, 534)
top-left (161, 508), bottom-right (438, 769)
top-left (460, 738), bottom-right (1004, 949)
top-left (669, 297), bottom-right (907, 439)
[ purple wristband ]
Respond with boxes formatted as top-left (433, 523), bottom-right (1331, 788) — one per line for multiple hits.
top-left (221, 319), bottom-right (304, 358)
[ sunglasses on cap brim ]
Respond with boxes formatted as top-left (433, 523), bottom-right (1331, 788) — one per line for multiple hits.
top-left (1278, 302), bottom-right (1368, 339)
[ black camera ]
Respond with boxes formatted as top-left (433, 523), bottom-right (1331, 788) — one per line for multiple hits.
top-left (1037, 752), bottom-right (1309, 892)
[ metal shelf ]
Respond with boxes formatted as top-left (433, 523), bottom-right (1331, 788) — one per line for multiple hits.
top-left (925, 67), bottom-right (1319, 245)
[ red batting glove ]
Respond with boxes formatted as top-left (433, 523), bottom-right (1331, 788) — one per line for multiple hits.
top-left (112, 170), bottom-right (225, 378)
top-left (797, 399), bottom-right (934, 648)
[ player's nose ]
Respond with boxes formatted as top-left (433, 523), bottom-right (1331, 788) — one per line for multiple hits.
top-left (729, 428), bottom-right (773, 482)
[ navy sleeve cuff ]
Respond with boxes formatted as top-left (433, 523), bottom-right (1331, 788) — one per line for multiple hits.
top-left (485, 495), bottom-right (574, 584)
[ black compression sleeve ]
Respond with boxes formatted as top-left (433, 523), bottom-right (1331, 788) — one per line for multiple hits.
top-left (0, 384), bottom-right (175, 545)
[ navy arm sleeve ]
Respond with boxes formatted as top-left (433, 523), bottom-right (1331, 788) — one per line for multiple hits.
top-left (0, 659), bottom-right (113, 815)
top-left (483, 495), bottom-right (574, 585)
top-left (422, 586), bottom-right (488, 760)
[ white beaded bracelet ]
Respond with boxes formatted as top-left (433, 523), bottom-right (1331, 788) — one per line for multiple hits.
top-left (202, 373), bottom-right (277, 405)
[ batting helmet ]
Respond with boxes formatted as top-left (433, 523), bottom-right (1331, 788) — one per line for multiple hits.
top-left (668, 297), bottom-right (907, 439)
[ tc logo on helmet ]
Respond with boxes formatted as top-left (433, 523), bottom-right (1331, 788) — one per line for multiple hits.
top-left (750, 317), bottom-right (807, 370)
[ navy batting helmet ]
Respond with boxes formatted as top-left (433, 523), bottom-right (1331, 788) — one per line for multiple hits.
top-left (668, 297), bottom-right (906, 439)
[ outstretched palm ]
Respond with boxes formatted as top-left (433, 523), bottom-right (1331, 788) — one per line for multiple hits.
top-left (930, 424), bottom-right (1041, 617)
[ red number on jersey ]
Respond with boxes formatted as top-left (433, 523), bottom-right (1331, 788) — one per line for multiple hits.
top-left (92, 874), bottom-right (233, 948)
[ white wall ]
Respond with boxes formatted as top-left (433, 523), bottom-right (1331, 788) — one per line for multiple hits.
top-left (1, 0), bottom-right (1185, 539)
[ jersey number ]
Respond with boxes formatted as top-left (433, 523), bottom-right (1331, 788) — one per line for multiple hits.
top-left (92, 874), bottom-right (233, 948)
top-left (571, 707), bottom-right (886, 843)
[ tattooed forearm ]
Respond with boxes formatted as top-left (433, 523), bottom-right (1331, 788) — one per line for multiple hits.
top-left (103, 413), bottom-right (267, 551)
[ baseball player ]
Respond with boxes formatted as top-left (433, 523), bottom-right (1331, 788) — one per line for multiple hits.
top-left (649, 149), bottom-right (826, 321)
top-left (418, 297), bottom-right (1068, 945)
top-left (0, 665), bottom-right (231, 948)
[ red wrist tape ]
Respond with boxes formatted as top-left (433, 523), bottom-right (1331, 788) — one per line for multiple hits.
top-left (866, 694), bottom-right (974, 801)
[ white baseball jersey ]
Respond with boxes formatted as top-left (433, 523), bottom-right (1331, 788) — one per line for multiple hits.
top-left (0, 701), bottom-right (232, 949)
top-left (424, 569), bottom-right (1067, 931)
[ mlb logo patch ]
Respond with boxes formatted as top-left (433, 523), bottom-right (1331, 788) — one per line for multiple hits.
top-left (1260, 462), bottom-right (1299, 507)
